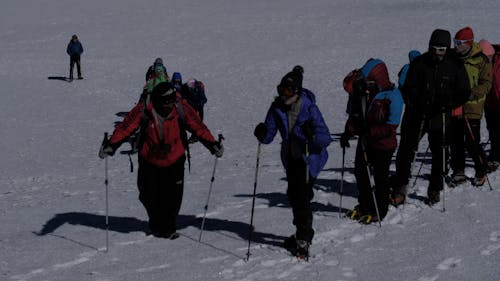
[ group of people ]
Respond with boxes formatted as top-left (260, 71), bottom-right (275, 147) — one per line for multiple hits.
top-left (96, 26), bottom-right (499, 259)
top-left (341, 26), bottom-right (499, 228)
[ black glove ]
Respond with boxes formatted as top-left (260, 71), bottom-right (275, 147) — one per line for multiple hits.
top-left (301, 122), bottom-right (314, 141)
top-left (254, 123), bottom-right (267, 142)
top-left (210, 141), bottom-right (224, 158)
top-left (340, 132), bottom-right (351, 148)
top-left (99, 138), bottom-right (117, 159)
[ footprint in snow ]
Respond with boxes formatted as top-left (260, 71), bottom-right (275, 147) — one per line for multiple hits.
top-left (480, 231), bottom-right (500, 256)
top-left (436, 257), bottom-right (461, 270)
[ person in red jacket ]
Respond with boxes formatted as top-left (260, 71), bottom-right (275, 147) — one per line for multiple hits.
top-left (99, 82), bottom-right (223, 239)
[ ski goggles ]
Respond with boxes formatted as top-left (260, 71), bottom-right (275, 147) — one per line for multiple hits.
top-left (430, 46), bottom-right (447, 54)
top-left (453, 39), bottom-right (472, 46)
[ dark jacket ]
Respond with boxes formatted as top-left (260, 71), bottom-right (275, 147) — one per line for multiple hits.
top-left (66, 40), bottom-right (83, 56)
top-left (403, 51), bottom-right (470, 119)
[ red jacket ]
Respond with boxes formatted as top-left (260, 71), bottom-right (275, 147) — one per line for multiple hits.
top-left (110, 98), bottom-right (216, 167)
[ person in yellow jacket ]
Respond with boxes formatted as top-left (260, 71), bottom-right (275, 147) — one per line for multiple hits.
top-left (449, 27), bottom-right (493, 187)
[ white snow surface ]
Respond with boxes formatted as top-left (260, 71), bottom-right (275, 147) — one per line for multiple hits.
top-left (1, 0), bottom-right (500, 280)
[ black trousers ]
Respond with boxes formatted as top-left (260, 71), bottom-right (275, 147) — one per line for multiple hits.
top-left (354, 139), bottom-right (394, 219)
top-left (394, 113), bottom-right (449, 192)
top-left (137, 156), bottom-right (185, 234)
top-left (286, 157), bottom-right (316, 243)
top-left (449, 118), bottom-right (487, 177)
top-left (485, 108), bottom-right (500, 162)
top-left (69, 54), bottom-right (81, 78)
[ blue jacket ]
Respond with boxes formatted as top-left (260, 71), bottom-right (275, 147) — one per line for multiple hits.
top-left (260, 89), bottom-right (332, 178)
top-left (66, 41), bottom-right (83, 56)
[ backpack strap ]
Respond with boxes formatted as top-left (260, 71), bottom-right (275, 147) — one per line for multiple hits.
top-left (175, 102), bottom-right (191, 172)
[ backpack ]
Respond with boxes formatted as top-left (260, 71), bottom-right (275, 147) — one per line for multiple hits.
top-left (181, 79), bottom-right (207, 109)
top-left (367, 98), bottom-right (391, 124)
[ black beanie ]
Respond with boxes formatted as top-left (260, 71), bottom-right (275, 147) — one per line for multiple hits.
top-left (152, 82), bottom-right (176, 103)
top-left (279, 67), bottom-right (303, 93)
top-left (429, 29), bottom-right (451, 48)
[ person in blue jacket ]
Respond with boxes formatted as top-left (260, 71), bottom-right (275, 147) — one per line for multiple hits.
top-left (340, 59), bottom-right (403, 224)
top-left (397, 50), bottom-right (421, 91)
top-left (253, 66), bottom-right (332, 258)
top-left (66, 34), bottom-right (84, 80)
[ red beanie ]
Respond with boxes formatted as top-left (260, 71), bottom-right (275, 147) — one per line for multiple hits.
top-left (455, 27), bottom-right (474, 45)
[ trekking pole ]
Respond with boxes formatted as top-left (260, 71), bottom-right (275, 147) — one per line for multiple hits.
top-left (464, 117), bottom-right (493, 191)
top-left (411, 144), bottom-right (430, 191)
top-left (441, 112), bottom-right (446, 212)
top-left (103, 132), bottom-right (110, 252)
top-left (339, 147), bottom-right (345, 218)
top-left (245, 142), bottom-right (261, 261)
top-left (199, 134), bottom-right (224, 242)
top-left (361, 140), bottom-right (382, 228)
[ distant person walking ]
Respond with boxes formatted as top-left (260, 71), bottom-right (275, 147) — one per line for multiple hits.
top-left (66, 34), bottom-right (83, 80)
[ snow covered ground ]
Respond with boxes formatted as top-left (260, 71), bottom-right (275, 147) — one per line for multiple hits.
top-left (1, 0), bottom-right (500, 280)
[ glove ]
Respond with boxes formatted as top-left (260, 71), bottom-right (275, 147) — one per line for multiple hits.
top-left (254, 123), bottom-right (267, 143)
top-left (301, 122), bottom-right (314, 141)
top-left (340, 132), bottom-right (351, 148)
top-left (210, 141), bottom-right (224, 158)
top-left (98, 138), bottom-right (117, 159)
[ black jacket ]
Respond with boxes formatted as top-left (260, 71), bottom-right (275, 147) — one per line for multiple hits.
top-left (403, 51), bottom-right (470, 118)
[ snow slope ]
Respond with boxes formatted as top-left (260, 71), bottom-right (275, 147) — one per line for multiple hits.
top-left (1, 0), bottom-right (500, 280)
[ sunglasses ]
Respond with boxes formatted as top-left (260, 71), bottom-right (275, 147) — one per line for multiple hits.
top-left (454, 39), bottom-right (471, 46)
top-left (430, 46), bottom-right (447, 53)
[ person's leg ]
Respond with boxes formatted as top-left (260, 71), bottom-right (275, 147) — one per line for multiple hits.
top-left (286, 158), bottom-right (315, 243)
top-left (354, 139), bottom-right (372, 214)
top-left (157, 156), bottom-right (186, 235)
top-left (464, 118), bottom-right (487, 181)
top-left (370, 148), bottom-right (394, 220)
top-left (137, 159), bottom-right (161, 232)
top-left (69, 57), bottom-right (75, 80)
top-left (75, 55), bottom-right (82, 78)
top-left (449, 118), bottom-right (465, 176)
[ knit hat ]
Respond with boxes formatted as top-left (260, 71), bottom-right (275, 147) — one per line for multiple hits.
top-left (152, 82), bottom-right (176, 104)
top-left (365, 60), bottom-right (391, 91)
top-left (278, 67), bottom-right (303, 94)
top-left (479, 39), bottom-right (495, 57)
top-left (454, 27), bottom-right (474, 46)
top-left (429, 29), bottom-right (451, 48)
top-left (154, 57), bottom-right (163, 65)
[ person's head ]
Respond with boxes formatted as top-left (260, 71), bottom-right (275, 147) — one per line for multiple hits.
top-left (71, 34), bottom-right (78, 42)
top-left (277, 69), bottom-right (302, 104)
top-left (454, 27), bottom-right (474, 56)
top-left (171, 72), bottom-right (182, 90)
top-left (154, 57), bottom-right (163, 66)
top-left (365, 59), bottom-right (391, 91)
top-left (429, 29), bottom-right (451, 62)
top-left (479, 39), bottom-right (495, 62)
top-left (151, 82), bottom-right (177, 116)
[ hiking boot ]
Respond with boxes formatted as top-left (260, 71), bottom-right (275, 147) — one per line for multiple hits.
top-left (390, 192), bottom-right (406, 207)
top-left (450, 172), bottom-right (467, 187)
top-left (471, 175), bottom-right (486, 187)
top-left (346, 205), bottom-right (362, 220)
top-left (487, 161), bottom-right (499, 173)
top-left (359, 214), bottom-right (379, 224)
top-left (426, 190), bottom-right (440, 205)
top-left (295, 239), bottom-right (310, 260)
top-left (152, 231), bottom-right (180, 240)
